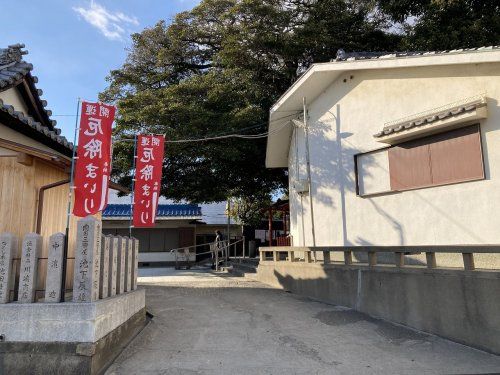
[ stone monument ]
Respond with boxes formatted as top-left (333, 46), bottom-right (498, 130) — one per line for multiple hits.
top-left (108, 236), bottom-right (118, 297)
top-left (131, 237), bottom-right (139, 290)
top-left (0, 233), bottom-right (17, 304)
top-left (125, 238), bottom-right (133, 292)
top-left (116, 236), bottom-right (126, 294)
top-left (73, 217), bottom-right (101, 302)
top-left (44, 232), bottom-right (65, 302)
top-left (18, 233), bottom-right (42, 303)
top-left (99, 235), bottom-right (110, 299)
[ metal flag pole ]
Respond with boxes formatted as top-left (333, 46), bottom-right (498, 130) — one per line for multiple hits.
top-left (129, 135), bottom-right (138, 238)
top-left (60, 98), bottom-right (81, 302)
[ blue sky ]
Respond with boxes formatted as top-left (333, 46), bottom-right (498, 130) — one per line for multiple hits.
top-left (0, 0), bottom-right (200, 140)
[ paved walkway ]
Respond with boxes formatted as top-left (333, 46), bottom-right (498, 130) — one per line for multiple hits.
top-left (106, 268), bottom-right (500, 375)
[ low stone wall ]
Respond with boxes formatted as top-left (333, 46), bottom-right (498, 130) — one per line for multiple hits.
top-left (0, 289), bottom-right (146, 374)
top-left (0, 217), bottom-right (146, 373)
top-left (0, 306), bottom-right (146, 375)
top-left (0, 288), bottom-right (145, 342)
top-left (256, 262), bottom-right (500, 354)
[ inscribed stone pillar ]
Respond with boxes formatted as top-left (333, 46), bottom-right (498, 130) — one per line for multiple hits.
top-left (131, 238), bottom-right (139, 290)
top-left (125, 238), bottom-right (133, 292)
top-left (108, 236), bottom-right (118, 297)
top-left (99, 235), bottom-right (110, 299)
top-left (18, 233), bottom-right (42, 303)
top-left (0, 233), bottom-right (18, 304)
top-left (116, 236), bottom-right (126, 294)
top-left (44, 233), bottom-right (65, 302)
top-left (73, 217), bottom-right (101, 302)
top-left (94, 229), bottom-right (102, 299)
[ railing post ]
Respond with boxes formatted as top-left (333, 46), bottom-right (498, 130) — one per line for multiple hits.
top-left (272, 250), bottom-right (278, 262)
top-left (260, 250), bottom-right (265, 262)
top-left (426, 252), bottom-right (437, 269)
top-left (368, 251), bottom-right (377, 267)
top-left (323, 250), bottom-right (331, 265)
top-left (305, 251), bottom-right (312, 263)
top-left (288, 250), bottom-right (295, 262)
top-left (395, 252), bottom-right (405, 268)
top-left (215, 247), bottom-right (219, 271)
top-left (462, 253), bottom-right (475, 270)
top-left (242, 236), bottom-right (246, 259)
top-left (344, 250), bottom-right (352, 265)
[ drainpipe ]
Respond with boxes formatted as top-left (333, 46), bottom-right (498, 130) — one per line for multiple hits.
top-left (36, 179), bottom-right (70, 234)
top-left (303, 97), bottom-right (316, 247)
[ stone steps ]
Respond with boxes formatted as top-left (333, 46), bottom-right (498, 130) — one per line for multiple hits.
top-left (227, 260), bottom-right (259, 279)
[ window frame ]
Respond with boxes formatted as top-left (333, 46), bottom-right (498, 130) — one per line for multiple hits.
top-left (354, 123), bottom-right (486, 197)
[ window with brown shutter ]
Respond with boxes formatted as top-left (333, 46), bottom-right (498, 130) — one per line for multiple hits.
top-left (388, 124), bottom-right (484, 191)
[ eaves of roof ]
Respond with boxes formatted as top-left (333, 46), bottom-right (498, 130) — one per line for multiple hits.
top-left (0, 98), bottom-right (74, 157)
top-left (266, 47), bottom-right (500, 168)
top-left (374, 99), bottom-right (487, 138)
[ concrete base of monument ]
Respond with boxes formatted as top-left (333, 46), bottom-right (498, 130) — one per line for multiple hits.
top-left (0, 288), bottom-right (146, 374)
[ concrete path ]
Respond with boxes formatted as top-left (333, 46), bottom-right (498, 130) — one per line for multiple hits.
top-left (106, 268), bottom-right (500, 375)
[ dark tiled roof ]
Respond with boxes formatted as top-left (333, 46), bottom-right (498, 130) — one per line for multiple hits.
top-left (0, 44), bottom-right (73, 155)
top-left (374, 98), bottom-right (486, 138)
top-left (0, 44), bottom-right (55, 124)
top-left (335, 46), bottom-right (500, 62)
top-left (0, 97), bottom-right (74, 154)
top-left (103, 204), bottom-right (202, 218)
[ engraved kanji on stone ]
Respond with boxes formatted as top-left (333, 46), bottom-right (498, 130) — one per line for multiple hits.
top-left (45, 233), bottom-right (65, 303)
top-left (18, 233), bottom-right (41, 303)
top-left (0, 233), bottom-right (18, 304)
top-left (73, 217), bottom-right (101, 302)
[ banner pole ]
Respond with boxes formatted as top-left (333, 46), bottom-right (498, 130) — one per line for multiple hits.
top-left (129, 135), bottom-right (138, 238)
top-left (60, 98), bottom-right (81, 302)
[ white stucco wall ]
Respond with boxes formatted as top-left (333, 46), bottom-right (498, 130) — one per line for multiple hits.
top-left (0, 87), bottom-right (29, 114)
top-left (288, 62), bottom-right (500, 252)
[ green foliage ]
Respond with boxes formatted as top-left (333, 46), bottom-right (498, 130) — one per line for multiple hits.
top-left (102, 0), bottom-right (399, 207)
top-left (228, 195), bottom-right (271, 226)
top-left (377, 0), bottom-right (500, 50)
top-left (102, 0), bottom-right (498, 215)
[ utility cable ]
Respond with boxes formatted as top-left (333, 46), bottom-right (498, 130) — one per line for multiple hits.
top-left (112, 112), bottom-right (300, 145)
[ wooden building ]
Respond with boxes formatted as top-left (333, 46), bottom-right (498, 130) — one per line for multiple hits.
top-left (0, 44), bottom-right (78, 246)
top-left (0, 44), bottom-right (125, 290)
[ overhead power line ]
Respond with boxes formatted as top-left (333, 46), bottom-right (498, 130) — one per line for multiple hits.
top-left (112, 112), bottom-right (300, 144)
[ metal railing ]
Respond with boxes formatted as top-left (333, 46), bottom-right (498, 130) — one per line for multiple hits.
top-left (171, 237), bottom-right (246, 271)
top-left (259, 245), bottom-right (500, 271)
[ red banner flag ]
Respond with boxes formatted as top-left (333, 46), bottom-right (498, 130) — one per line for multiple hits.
top-left (133, 135), bottom-right (165, 227)
top-left (73, 101), bottom-right (115, 217)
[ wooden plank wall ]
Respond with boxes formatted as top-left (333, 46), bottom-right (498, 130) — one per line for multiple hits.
top-left (0, 156), bottom-right (80, 298)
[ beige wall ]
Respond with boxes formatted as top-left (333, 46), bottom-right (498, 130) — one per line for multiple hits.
top-left (0, 156), bottom-right (80, 289)
top-left (288, 62), bottom-right (500, 267)
top-left (0, 87), bottom-right (29, 114)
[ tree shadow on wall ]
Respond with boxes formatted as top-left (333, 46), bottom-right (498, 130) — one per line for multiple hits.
top-left (302, 102), bottom-right (408, 253)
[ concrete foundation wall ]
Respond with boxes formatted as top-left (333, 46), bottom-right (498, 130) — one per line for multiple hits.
top-left (257, 262), bottom-right (500, 354)
top-left (0, 288), bottom-right (145, 342)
